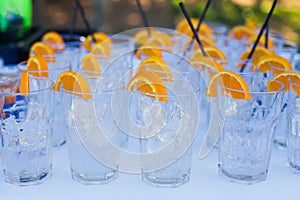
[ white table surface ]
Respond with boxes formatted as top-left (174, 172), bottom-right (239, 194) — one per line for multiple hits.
top-left (0, 141), bottom-right (297, 200)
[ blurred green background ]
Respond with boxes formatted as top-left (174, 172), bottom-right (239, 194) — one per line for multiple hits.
top-left (171, 0), bottom-right (300, 46)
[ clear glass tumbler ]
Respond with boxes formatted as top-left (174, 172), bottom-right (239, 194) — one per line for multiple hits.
top-left (61, 73), bottom-right (121, 184)
top-left (0, 73), bottom-right (54, 186)
top-left (217, 74), bottom-right (285, 184)
top-left (17, 58), bottom-right (72, 148)
top-left (130, 72), bottom-right (199, 187)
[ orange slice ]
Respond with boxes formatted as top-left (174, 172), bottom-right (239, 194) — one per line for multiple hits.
top-left (26, 56), bottom-right (49, 77)
top-left (146, 33), bottom-right (173, 47)
top-left (247, 34), bottom-right (275, 49)
top-left (138, 57), bottom-right (172, 81)
top-left (126, 69), bottom-right (168, 102)
top-left (188, 36), bottom-right (215, 48)
top-left (191, 47), bottom-right (227, 61)
top-left (192, 55), bottom-right (224, 71)
top-left (239, 47), bottom-right (274, 66)
top-left (82, 32), bottom-right (111, 50)
top-left (206, 70), bottom-right (252, 100)
top-left (228, 26), bottom-right (254, 40)
top-left (176, 18), bottom-right (213, 37)
top-left (245, 20), bottom-right (257, 31)
top-left (90, 42), bottom-right (111, 56)
top-left (29, 42), bottom-right (56, 62)
top-left (54, 71), bottom-right (92, 100)
top-left (134, 29), bottom-right (157, 45)
top-left (42, 31), bottom-right (65, 51)
top-left (19, 71), bottom-right (30, 96)
top-left (257, 55), bottom-right (293, 74)
top-left (267, 72), bottom-right (300, 92)
top-left (136, 44), bottom-right (163, 59)
top-left (80, 53), bottom-right (101, 76)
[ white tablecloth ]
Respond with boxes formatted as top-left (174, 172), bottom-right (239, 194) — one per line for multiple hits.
top-left (0, 143), bottom-right (297, 200)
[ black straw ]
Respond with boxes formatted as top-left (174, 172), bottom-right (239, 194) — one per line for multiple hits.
top-left (75, 0), bottom-right (96, 43)
top-left (240, 0), bottom-right (277, 72)
top-left (195, 0), bottom-right (212, 34)
top-left (184, 0), bottom-right (212, 55)
top-left (179, 2), bottom-right (208, 57)
top-left (136, 0), bottom-right (151, 36)
top-left (69, 1), bottom-right (78, 40)
top-left (265, 26), bottom-right (269, 48)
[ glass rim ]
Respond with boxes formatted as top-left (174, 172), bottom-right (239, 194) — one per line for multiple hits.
top-left (17, 60), bottom-right (72, 72)
top-left (0, 76), bottom-right (54, 96)
top-left (216, 74), bottom-right (285, 95)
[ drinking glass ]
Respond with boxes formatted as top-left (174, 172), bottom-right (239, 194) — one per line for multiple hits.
top-left (17, 58), bottom-right (72, 148)
top-left (61, 73), bottom-right (122, 184)
top-left (43, 33), bottom-right (85, 70)
top-left (129, 71), bottom-right (198, 187)
top-left (217, 74), bottom-right (285, 184)
top-left (287, 80), bottom-right (300, 174)
top-left (0, 73), bottom-right (54, 186)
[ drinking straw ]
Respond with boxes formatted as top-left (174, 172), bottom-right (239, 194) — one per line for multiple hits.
top-left (183, 0), bottom-right (212, 56)
top-left (136, 0), bottom-right (151, 36)
top-left (179, 2), bottom-right (208, 57)
top-left (75, 0), bottom-right (96, 43)
top-left (69, 1), bottom-right (78, 40)
top-left (195, 0), bottom-right (212, 38)
top-left (240, 0), bottom-right (277, 72)
top-left (265, 26), bottom-right (269, 49)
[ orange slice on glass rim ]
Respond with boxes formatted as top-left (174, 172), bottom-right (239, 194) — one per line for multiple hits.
top-left (26, 55), bottom-right (49, 77)
top-left (133, 29), bottom-right (157, 45)
top-left (191, 55), bottom-right (224, 72)
top-left (176, 18), bottom-right (214, 37)
top-left (239, 47), bottom-right (274, 66)
top-left (126, 69), bottom-right (168, 102)
top-left (256, 55), bottom-right (293, 74)
top-left (90, 42), bottom-right (111, 56)
top-left (267, 72), bottom-right (300, 92)
top-left (146, 33), bottom-right (173, 47)
top-left (42, 31), bottom-right (65, 51)
top-left (192, 46), bottom-right (227, 60)
top-left (80, 53), bottom-right (101, 76)
top-left (29, 42), bottom-right (56, 62)
top-left (228, 25), bottom-right (254, 40)
top-left (138, 56), bottom-right (172, 81)
top-left (247, 34), bottom-right (275, 49)
top-left (206, 70), bottom-right (252, 100)
top-left (19, 71), bottom-right (30, 96)
top-left (54, 71), bottom-right (92, 100)
top-left (82, 32), bottom-right (111, 50)
top-left (136, 44), bottom-right (163, 59)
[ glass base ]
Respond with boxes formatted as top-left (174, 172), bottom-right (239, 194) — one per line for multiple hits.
top-left (218, 166), bottom-right (267, 185)
top-left (289, 162), bottom-right (300, 174)
top-left (4, 169), bottom-right (52, 186)
top-left (71, 170), bottom-right (118, 185)
top-left (142, 172), bottom-right (190, 188)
